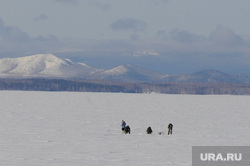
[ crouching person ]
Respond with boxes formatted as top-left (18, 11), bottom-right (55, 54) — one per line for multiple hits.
top-left (124, 125), bottom-right (130, 134)
top-left (146, 126), bottom-right (153, 134)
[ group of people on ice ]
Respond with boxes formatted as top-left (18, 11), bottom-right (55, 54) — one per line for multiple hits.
top-left (121, 120), bottom-right (131, 134)
top-left (121, 120), bottom-right (173, 135)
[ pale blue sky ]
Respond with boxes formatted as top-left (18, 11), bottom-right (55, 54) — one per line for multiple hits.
top-left (1, 0), bottom-right (249, 39)
top-left (0, 0), bottom-right (250, 74)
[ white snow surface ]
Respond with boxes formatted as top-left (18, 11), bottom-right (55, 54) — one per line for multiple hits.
top-left (0, 91), bottom-right (249, 166)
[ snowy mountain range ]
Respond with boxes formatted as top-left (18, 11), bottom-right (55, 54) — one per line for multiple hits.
top-left (0, 54), bottom-right (99, 78)
top-left (0, 54), bottom-right (165, 82)
top-left (0, 54), bottom-right (250, 83)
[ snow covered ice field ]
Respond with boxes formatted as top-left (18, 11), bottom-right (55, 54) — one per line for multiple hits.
top-left (0, 91), bottom-right (250, 166)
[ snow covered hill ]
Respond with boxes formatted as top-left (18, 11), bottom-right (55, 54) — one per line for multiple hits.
top-left (0, 54), bottom-right (166, 82)
top-left (0, 54), bottom-right (99, 78)
top-left (95, 64), bottom-right (164, 82)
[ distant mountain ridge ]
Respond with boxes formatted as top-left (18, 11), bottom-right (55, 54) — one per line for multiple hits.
top-left (0, 54), bottom-right (166, 82)
top-left (95, 64), bottom-right (164, 82)
top-left (0, 54), bottom-right (99, 78)
top-left (1, 54), bottom-right (250, 84)
top-left (163, 70), bottom-right (250, 84)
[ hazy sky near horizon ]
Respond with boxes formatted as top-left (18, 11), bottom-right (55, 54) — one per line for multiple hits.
top-left (1, 0), bottom-right (250, 74)
top-left (0, 0), bottom-right (249, 39)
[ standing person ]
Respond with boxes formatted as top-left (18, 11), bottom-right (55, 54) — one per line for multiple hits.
top-left (121, 120), bottom-right (126, 132)
top-left (168, 123), bottom-right (173, 135)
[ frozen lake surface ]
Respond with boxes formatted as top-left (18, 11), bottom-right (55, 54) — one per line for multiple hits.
top-left (0, 91), bottom-right (249, 165)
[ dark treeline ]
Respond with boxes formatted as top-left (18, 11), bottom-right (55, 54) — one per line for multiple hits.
top-left (1, 78), bottom-right (250, 95)
top-left (0, 79), bottom-right (141, 93)
top-left (140, 83), bottom-right (250, 95)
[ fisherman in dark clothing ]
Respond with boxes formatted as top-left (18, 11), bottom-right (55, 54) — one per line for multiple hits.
top-left (168, 123), bottom-right (173, 135)
top-left (146, 126), bottom-right (153, 134)
top-left (124, 125), bottom-right (130, 134)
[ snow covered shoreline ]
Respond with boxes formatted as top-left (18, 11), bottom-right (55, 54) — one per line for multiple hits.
top-left (0, 91), bottom-right (249, 165)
